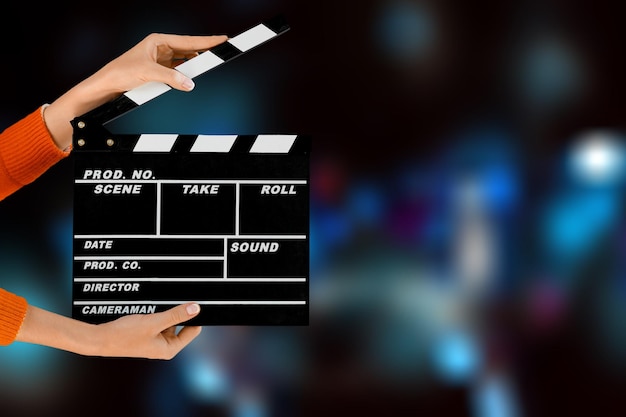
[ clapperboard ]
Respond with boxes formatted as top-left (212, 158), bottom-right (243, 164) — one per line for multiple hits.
top-left (70, 15), bottom-right (309, 326)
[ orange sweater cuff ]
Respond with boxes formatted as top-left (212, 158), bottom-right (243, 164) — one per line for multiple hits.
top-left (0, 106), bottom-right (69, 200)
top-left (0, 288), bottom-right (28, 346)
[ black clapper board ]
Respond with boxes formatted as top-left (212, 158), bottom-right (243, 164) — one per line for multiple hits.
top-left (70, 15), bottom-right (310, 326)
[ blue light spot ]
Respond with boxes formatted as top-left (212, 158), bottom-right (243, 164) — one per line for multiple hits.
top-left (375, 0), bottom-right (437, 62)
top-left (312, 206), bottom-right (352, 248)
top-left (346, 181), bottom-right (385, 227)
top-left (543, 190), bottom-right (619, 263)
top-left (472, 374), bottom-right (521, 417)
top-left (184, 358), bottom-right (231, 403)
top-left (517, 35), bottom-right (584, 109)
top-left (431, 329), bottom-right (481, 384)
top-left (480, 164), bottom-right (519, 214)
top-left (234, 393), bottom-right (266, 417)
top-left (368, 318), bottom-right (429, 378)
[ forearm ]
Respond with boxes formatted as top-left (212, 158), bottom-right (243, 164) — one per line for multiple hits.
top-left (15, 305), bottom-right (101, 356)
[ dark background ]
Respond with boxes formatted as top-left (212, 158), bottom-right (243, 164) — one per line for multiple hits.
top-left (1, 1), bottom-right (626, 416)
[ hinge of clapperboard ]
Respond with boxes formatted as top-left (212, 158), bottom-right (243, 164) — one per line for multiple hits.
top-left (70, 15), bottom-right (290, 148)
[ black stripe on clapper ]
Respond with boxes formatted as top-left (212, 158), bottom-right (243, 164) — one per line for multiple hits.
top-left (170, 135), bottom-right (196, 153)
top-left (230, 135), bottom-right (256, 153)
top-left (76, 95), bottom-right (138, 128)
top-left (289, 135), bottom-right (311, 155)
top-left (263, 14), bottom-right (290, 33)
top-left (211, 42), bottom-right (243, 61)
top-left (112, 134), bottom-right (141, 152)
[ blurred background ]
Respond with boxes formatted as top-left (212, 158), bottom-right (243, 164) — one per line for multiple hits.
top-left (1, 0), bottom-right (626, 416)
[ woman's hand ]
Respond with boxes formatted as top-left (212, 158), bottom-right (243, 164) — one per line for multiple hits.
top-left (94, 33), bottom-right (229, 96)
top-left (16, 303), bottom-right (202, 359)
top-left (43, 33), bottom-right (228, 151)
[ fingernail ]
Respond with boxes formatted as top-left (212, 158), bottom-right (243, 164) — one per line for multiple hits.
top-left (186, 303), bottom-right (200, 315)
top-left (182, 77), bottom-right (195, 91)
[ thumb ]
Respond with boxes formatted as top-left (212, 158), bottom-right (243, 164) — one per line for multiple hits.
top-left (170, 69), bottom-right (196, 92)
top-left (150, 65), bottom-right (196, 92)
top-left (158, 303), bottom-right (201, 328)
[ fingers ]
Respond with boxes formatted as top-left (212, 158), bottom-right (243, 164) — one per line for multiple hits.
top-left (175, 325), bottom-right (203, 347)
top-left (156, 325), bottom-right (202, 360)
top-left (156, 304), bottom-right (202, 359)
top-left (157, 302), bottom-right (201, 329)
top-left (134, 33), bottom-right (228, 93)
top-left (175, 34), bottom-right (228, 52)
top-left (172, 70), bottom-right (196, 92)
top-left (147, 33), bottom-right (228, 57)
top-left (142, 63), bottom-right (194, 92)
top-left (147, 33), bottom-right (228, 91)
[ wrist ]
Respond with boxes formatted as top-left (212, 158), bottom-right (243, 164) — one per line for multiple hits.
top-left (44, 71), bottom-right (122, 151)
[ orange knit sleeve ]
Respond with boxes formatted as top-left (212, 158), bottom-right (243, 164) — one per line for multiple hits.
top-left (0, 106), bottom-right (69, 201)
top-left (0, 106), bottom-right (70, 344)
top-left (0, 288), bottom-right (28, 345)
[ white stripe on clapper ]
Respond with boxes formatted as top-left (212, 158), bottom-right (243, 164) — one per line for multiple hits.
top-left (228, 24), bottom-right (277, 52)
top-left (250, 135), bottom-right (297, 153)
top-left (124, 81), bottom-right (172, 106)
top-left (190, 135), bottom-right (238, 152)
top-left (133, 134), bottom-right (178, 152)
top-left (175, 50), bottom-right (225, 78)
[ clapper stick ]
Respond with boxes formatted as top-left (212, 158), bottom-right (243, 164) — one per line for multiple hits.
top-left (72, 14), bottom-right (290, 136)
top-left (70, 15), bottom-right (310, 326)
